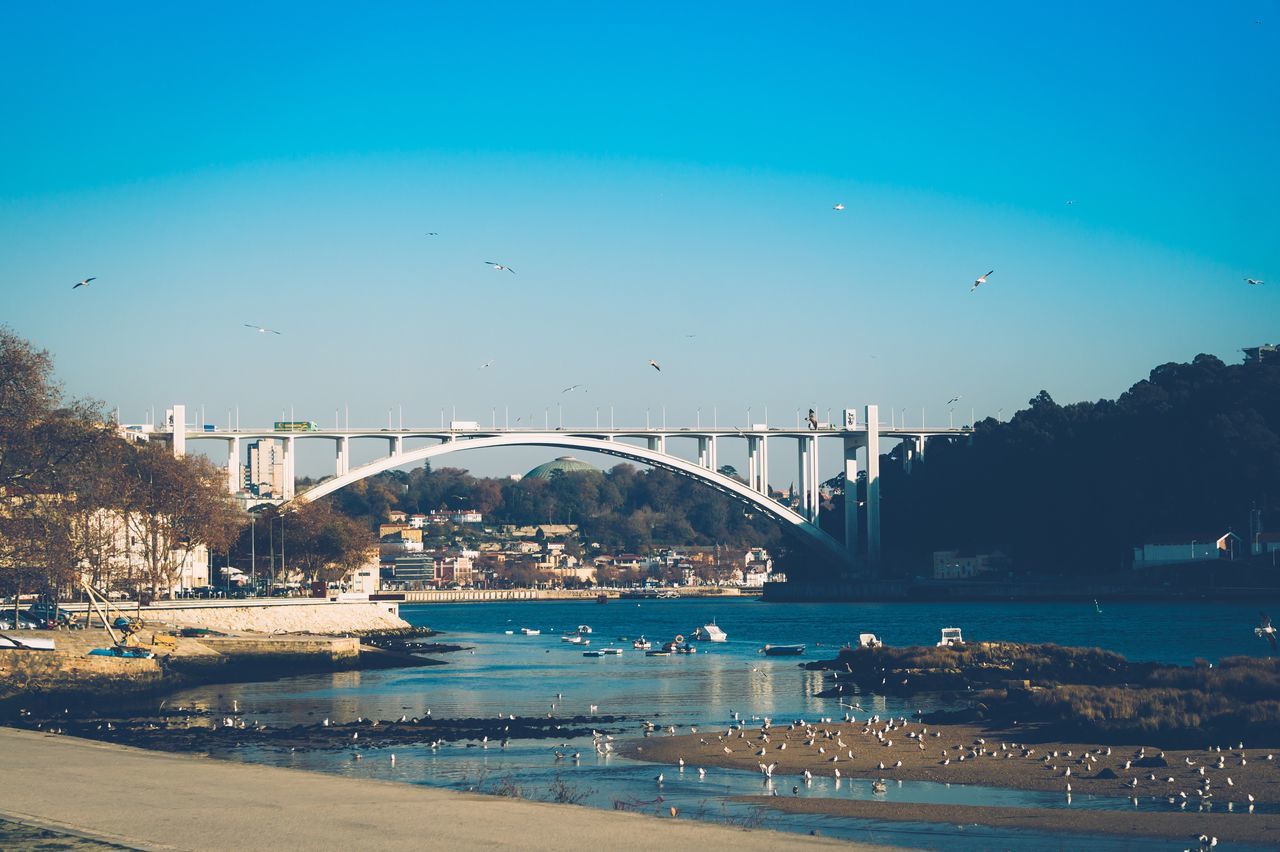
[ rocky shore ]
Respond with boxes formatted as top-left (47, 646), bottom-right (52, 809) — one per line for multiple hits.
top-left (628, 719), bottom-right (1280, 846)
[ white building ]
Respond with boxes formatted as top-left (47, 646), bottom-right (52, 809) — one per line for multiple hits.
top-left (245, 439), bottom-right (285, 497)
top-left (1132, 532), bottom-right (1241, 568)
top-left (75, 508), bottom-right (210, 596)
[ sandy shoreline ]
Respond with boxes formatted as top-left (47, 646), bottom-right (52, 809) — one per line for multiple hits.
top-left (0, 727), bottom-right (870, 851)
top-left (624, 719), bottom-right (1280, 845)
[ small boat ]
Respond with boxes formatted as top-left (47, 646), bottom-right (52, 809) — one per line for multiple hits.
top-left (858, 633), bottom-right (883, 648)
top-left (519, 627), bottom-right (541, 636)
top-left (691, 620), bottom-right (728, 642)
top-left (503, 630), bottom-right (515, 635)
top-left (645, 649), bottom-right (671, 657)
top-left (0, 634), bottom-right (55, 651)
top-left (583, 649), bottom-right (605, 657)
top-left (602, 647), bottom-right (623, 655)
top-left (936, 627), bottom-right (964, 648)
top-left (761, 644), bottom-right (806, 656)
top-left (576, 624), bottom-right (593, 634)
top-left (676, 643), bottom-right (697, 654)
top-left (597, 593), bottom-right (608, 604)
top-left (561, 633), bottom-right (589, 644)
top-left (88, 645), bottom-right (153, 659)
top-left (632, 636), bottom-right (652, 650)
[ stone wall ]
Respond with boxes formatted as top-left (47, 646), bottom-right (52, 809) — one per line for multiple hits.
top-left (134, 600), bottom-right (408, 634)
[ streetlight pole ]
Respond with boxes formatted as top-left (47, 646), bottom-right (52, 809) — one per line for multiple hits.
top-left (250, 515), bottom-right (256, 595)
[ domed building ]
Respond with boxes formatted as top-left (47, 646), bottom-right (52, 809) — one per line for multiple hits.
top-left (523, 456), bottom-right (598, 480)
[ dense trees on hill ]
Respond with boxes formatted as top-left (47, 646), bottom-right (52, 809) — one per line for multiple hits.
top-left (879, 353), bottom-right (1280, 575)
top-left (321, 462), bottom-right (783, 554)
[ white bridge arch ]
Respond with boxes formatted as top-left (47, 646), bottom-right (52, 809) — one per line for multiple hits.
top-left (291, 433), bottom-right (850, 564)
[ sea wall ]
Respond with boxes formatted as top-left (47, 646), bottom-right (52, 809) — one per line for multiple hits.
top-left (0, 645), bottom-right (164, 701)
top-left (134, 600), bottom-right (408, 634)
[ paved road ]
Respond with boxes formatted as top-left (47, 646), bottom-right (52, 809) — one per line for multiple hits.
top-left (0, 728), bottom-right (876, 851)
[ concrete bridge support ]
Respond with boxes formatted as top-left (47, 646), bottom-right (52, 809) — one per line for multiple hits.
top-left (227, 436), bottom-right (240, 493)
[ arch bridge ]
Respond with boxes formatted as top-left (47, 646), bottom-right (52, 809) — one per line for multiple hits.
top-left (162, 404), bottom-right (971, 571)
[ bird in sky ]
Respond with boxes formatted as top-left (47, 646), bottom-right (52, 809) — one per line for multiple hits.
top-left (946, 396), bottom-right (963, 406)
top-left (1065, 200), bottom-right (1076, 206)
top-left (1246, 278), bottom-right (1265, 286)
top-left (479, 360), bottom-right (495, 369)
top-left (244, 323), bottom-right (282, 335)
top-left (648, 359), bottom-right (661, 372)
top-left (72, 277), bottom-right (96, 289)
top-left (425, 232), bottom-right (438, 236)
top-left (833, 203), bottom-right (845, 212)
top-left (971, 270), bottom-right (993, 293)
top-left (485, 262), bottom-right (516, 274)
top-left (562, 384), bottom-right (581, 393)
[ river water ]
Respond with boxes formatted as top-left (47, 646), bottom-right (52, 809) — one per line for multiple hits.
top-left (169, 598), bottom-right (1279, 849)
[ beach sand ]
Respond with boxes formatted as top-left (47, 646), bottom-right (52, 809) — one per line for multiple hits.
top-left (0, 727), bottom-right (874, 851)
top-left (624, 718), bottom-right (1280, 845)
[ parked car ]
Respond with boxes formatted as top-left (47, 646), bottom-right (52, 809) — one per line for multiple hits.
top-left (24, 603), bottom-right (78, 628)
top-left (0, 611), bottom-right (40, 630)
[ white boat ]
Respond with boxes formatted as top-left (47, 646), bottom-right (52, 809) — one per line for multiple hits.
top-left (936, 627), bottom-right (964, 647)
top-left (691, 620), bottom-right (727, 642)
top-left (576, 624), bottom-right (593, 634)
top-left (858, 633), bottom-right (883, 648)
top-left (519, 627), bottom-right (541, 636)
top-left (632, 636), bottom-right (652, 650)
top-left (602, 647), bottom-right (623, 655)
top-left (583, 649), bottom-right (605, 657)
top-left (0, 633), bottom-right (55, 651)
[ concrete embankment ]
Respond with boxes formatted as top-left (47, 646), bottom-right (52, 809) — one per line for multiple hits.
top-left (137, 598), bottom-right (409, 633)
top-left (0, 728), bottom-right (860, 851)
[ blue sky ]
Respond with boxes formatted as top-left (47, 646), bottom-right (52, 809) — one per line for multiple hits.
top-left (2, 2), bottom-right (1277, 480)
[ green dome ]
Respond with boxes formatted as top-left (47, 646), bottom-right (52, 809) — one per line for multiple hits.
top-left (524, 456), bottom-right (597, 480)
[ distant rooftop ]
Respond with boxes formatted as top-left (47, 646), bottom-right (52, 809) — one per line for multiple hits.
top-left (1243, 343), bottom-right (1279, 364)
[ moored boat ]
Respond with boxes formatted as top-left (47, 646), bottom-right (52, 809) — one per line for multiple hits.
top-left (936, 627), bottom-right (964, 647)
top-left (583, 649), bottom-right (605, 657)
top-left (690, 620), bottom-right (727, 642)
top-left (519, 627), bottom-right (541, 635)
top-left (632, 636), bottom-right (652, 650)
top-left (576, 624), bottom-right (593, 634)
top-left (645, 649), bottom-right (671, 657)
top-left (602, 647), bottom-right (623, 655)
top-left (761, 643), bottom-right (805, 656)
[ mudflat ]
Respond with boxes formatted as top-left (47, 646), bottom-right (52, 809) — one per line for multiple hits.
top-left (0, 727), bottom-right (867, 852)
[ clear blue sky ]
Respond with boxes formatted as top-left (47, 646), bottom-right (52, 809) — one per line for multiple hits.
top-left (2, 2), bottom-right (1277, 479)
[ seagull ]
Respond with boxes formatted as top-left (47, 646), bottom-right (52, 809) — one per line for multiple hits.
top-left (648, 359), bottom-right (661, 372)
top-left (971, 270), bottom-right (993, 293)
top-left (833, 203), bottom-right (845, 212)
top-left (485, 262), bottom-right (516, 274)
top-left (562, 384), bottom-right (581, 393)
top-left (479, 360), bottom-right (495, 369)
top-left (1256, 612), bottom-right (1277, 650)
top-left (244, 323), bottom-right (282, 335)
top-left (946, 396), bottom-right (962, 406)
top-left (72, 277), bottom-right (96, 289)
top-left (1246, 278), bottom-right (1265, 286)
top-left (425, 232), bottom-right (439, 236)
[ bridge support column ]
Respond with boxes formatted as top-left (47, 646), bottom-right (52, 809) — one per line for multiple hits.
top-left (809, 435), bottom-right (820, 522)
top-left (747, 437), bottom-right (758, 491)
top-left (335, 437), bottom-right (348, 478)
top-left (865, 404), bottom-right (881, 574)
top-left (227, 436), bottom-right (240, 494)
top-left (282, 436), bottom-right (295, 500)
top-left (760, 434), bottom-right (769, 495)
top-left (171, 404), bottom-right (185, 458)
top-left (697, 437), bottom-right (710, 469)
top-left (797, 437), bottom-right (812, 519)
top-left (708, 436), bottom-right (717, 472)
top-left (843, 436), bottom-right (859, 561)
top-left (391, 436), bottom-right (403, 457)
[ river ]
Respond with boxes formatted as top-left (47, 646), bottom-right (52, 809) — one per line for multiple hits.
top-left (166, 598), bottom-right (1279, 849)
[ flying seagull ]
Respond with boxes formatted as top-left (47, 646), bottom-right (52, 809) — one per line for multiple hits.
top-left (425, 232), bottom-right (438, 236)
top-left (244, 323), bottom-right (282, 335)
top-left (1257, 612), bottom-right (1277, 651)
top-left (946, 396), bottom-right (963, 406)
top-left (479, 360), bottom-right (495, 369)
top-left (485, 262), bottom-right (516, 274)
top-left (833, 203), bottom-right (845, 212)
top-left (562, 384), bottom-right (581, 393)
top-left (72, 277), bottom-right (96, 289)
top-left (1246, 278), bottom-right (1265, 286)
top-left (971, 270), bottom-right (993, 293)
top-left (648, 359), bottom-right (661, 372)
